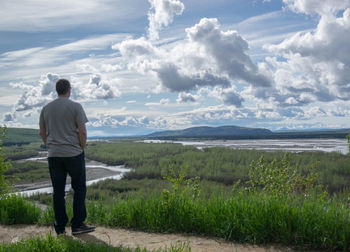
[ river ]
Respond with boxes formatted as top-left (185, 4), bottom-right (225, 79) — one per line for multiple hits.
top-left (143, 138), bottom-right (349, 155)
top-left (16, 153), bottom-right (131, 196)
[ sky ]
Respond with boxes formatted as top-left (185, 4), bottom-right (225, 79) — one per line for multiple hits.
top-left (1, 0), bottom-right (350, 136)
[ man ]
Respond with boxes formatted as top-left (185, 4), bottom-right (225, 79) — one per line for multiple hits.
top-left (39, 78), bottom-right (95, 236)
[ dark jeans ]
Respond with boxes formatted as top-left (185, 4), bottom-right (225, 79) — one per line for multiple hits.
top-left (48, 152), bottom-right (86, 233)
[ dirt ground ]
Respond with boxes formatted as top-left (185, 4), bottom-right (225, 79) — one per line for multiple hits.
top-left (0, 224), bottom-right (298, 252)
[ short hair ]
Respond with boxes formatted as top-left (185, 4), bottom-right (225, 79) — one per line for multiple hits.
top-left (56, 79), bottom-right (71, 95)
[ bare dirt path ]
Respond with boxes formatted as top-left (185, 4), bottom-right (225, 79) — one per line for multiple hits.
top-left (0, 224), bottom-right (299, 252)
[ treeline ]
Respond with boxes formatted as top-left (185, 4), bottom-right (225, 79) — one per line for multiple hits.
top-left (150, 131), bottom-right (350, 140)
top-left (85, 142), bottom-right (350, 193)
top-left (5, 161), bottom-right (49, 184)
top-left (3, 143), bottom-right (39, 160)
top-left (1, 128), bottom-right (40, 146)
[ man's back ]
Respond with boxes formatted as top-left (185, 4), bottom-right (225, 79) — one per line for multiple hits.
top-left (39, 78), bottom-right (93, 236)
top-left (40, 97), bottom-right (88, 157)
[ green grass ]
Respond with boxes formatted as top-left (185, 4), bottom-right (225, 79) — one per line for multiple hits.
top-left (82, 192), bottom-right (350, 251)
top-left (85, 142), bottom-right (350, 193)
top-left (0, 194), bottom-right (41, 225)
top-left (0, 233), bottom-right (190, 252)
top-left (26, 191), bottom-right (349, 251)
top-left (3, 182), bottom-right (350, 250)
top-left (1, 128), bottom-right (41, 146)
top-left (3, 143), bottom-right (40, 160)
top-left (5, 161), bottom-right (49, 184)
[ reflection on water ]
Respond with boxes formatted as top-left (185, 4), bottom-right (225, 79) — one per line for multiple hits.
top-left (143, 138), bottom-right (349, 155)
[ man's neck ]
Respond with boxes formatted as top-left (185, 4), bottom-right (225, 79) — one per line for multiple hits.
top-left (58, 94), bottom-right (70, 98)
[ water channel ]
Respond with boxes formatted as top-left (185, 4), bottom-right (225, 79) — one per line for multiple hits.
top-left (143, 138), bottom-right (349, 155)
top-left (16, 152), bottom-right (131, 196)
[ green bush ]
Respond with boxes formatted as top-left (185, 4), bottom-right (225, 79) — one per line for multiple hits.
top-left (247, 153), bottom-right (325, 197)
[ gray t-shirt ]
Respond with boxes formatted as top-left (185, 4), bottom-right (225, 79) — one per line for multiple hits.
top-left (39, 97), bottom-right (88, 157)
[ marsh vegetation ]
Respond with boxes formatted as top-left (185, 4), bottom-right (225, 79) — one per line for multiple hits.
top-left (1, 131), bottom-right (350, 251)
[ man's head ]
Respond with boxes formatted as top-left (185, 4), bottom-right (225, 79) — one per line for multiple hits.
top-left (56, 79), bottom-right (71, 96)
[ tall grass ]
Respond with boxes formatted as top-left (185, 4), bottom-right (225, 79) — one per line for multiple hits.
top-left (80, 192), bottom-right (350, 250)
top-left (2, 184), bottom-right (350, 250)
top-left (0, 194), bottom-right (41, 225)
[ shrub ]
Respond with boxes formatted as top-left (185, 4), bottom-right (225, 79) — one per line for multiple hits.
top-left (246, 153), bottom-right (325, 197)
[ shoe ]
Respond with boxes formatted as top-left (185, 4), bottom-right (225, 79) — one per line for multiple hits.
top-left (72, 224), bottom-right (95, 235)
top-left (56, 230), bottom-right (67, 237)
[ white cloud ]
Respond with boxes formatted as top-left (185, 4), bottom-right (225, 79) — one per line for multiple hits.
top-left (72, 74), bottom-right (120, 100)
top-left (263, 5), bottom-right (350, 105)
top-left (0, 34), bottom-right (129, 82)
top-left (147, 0), bottom-right (185, 40)
top-left (145, 98), bottom-right (170, 107)
top-left (13, 73), bottom-right (59, 113)
top-left (0, 0), bottom-right (148, 32)
top-left (204, 87), bottom-right (243, 107)
top-left (176, 92), bottom-right (199, 103)
top-left (115, 17), bottom-right (269, 100)
top-left (89, 114), bottom-right (150, 129)
top-left (186, 18), bottom-right (271, 87)
top-left (5, 73), bottom-right (121, 122)
top-left (283, 0), bottom-right (350, 16)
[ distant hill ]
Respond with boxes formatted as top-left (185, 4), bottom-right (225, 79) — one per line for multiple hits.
top-left (146, 126), bottom-right (350, 140)
top-left (147, 125), bottom-right (273, 138)
top-left (1, 128), bottom-right (40, 146)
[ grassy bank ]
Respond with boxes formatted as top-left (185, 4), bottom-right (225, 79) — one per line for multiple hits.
top-left (0, 233), bottom-right (189, 252)
top-left (1, 190), bottom-right (350, 251)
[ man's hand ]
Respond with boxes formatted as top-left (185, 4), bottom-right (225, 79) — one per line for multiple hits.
top-left (78, 124), bottom-right (87, 149)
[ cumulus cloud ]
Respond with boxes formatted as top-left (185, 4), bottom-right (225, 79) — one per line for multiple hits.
top-left (176, 92), bottom-right (198, 103)
top-left (72, 74), bottom-right (120, 100)
top-left (262, 2), bottom-right (350, 106)
top-left (90, 114), bottom-right (150, 128)
top-left (147, 0), bottom-right (185, 40)
top-left (155, 63), bottom-right (230, 92)
top-left (12, 73), bottom-right (59, 113)
top-left (186, 18), bottom-right (271, 87)
top-left (283, 0), bottom-right (350, 16)
top-left (204, 87), bottom-right (243, 107)
top-left (115, 17), bottom-right (268, 99)
top-left (6, 73), bottom-right (120, 122)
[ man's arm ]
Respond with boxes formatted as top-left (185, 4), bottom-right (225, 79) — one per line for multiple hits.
top-left (78, 124), bottom-right (87, 149)
top-left (39, 127), bottom-right (47, 145)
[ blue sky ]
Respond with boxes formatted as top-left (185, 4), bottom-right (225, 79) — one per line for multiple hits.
top-left (1, 0), bottom-right (350, 136)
